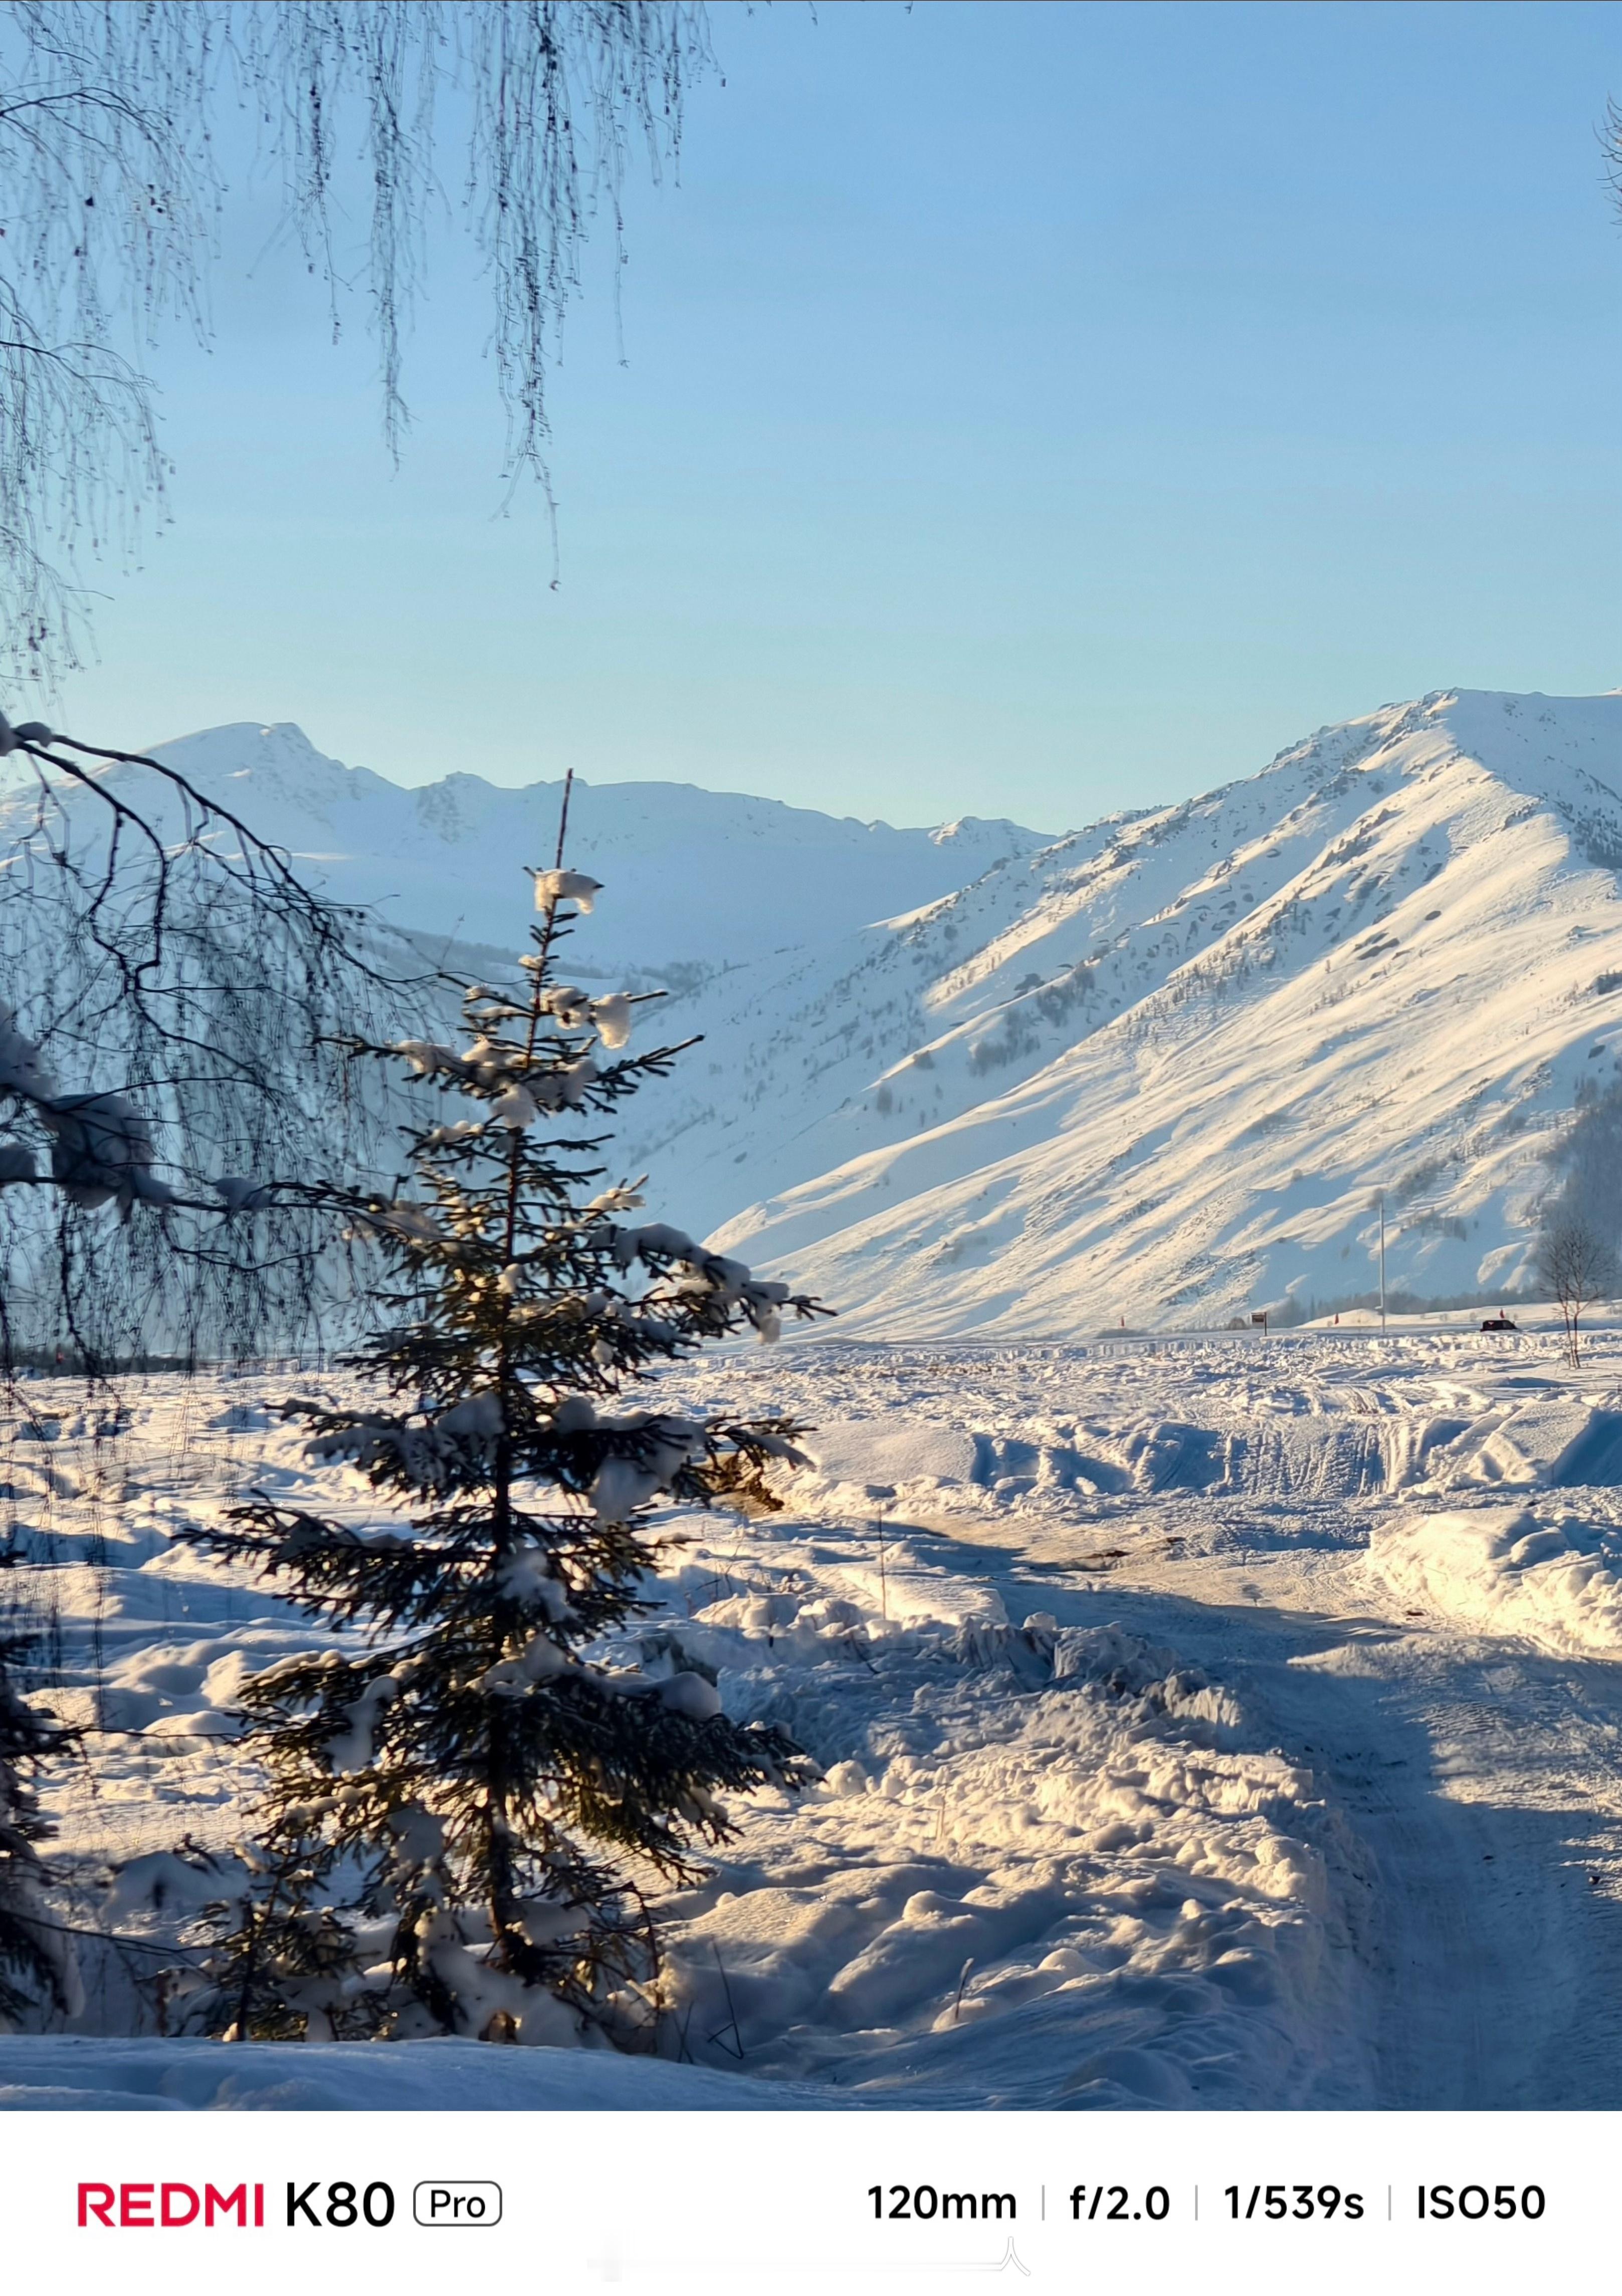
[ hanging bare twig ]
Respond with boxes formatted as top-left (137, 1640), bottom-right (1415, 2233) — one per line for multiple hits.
top-left (0, 2), bottom-right (716, 684)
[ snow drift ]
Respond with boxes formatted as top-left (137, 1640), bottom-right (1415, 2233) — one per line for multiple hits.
top-left (1368, 1502), bottom-right (1622, 1658)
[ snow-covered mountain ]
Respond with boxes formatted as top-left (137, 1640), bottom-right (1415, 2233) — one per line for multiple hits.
top-left (15, 692), bottom-right (1622, 1338)
top-left (14, 721), bottom-right (1048, 978)
top-left (625, 691), bottom-right (1622, 1334)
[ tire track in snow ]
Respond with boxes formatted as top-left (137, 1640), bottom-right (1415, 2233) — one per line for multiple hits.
top-left (908, 1519), bottom-right (1622, 2108)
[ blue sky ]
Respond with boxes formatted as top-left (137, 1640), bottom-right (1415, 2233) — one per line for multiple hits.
top-left (53, 1), bottom-right (1622, 830)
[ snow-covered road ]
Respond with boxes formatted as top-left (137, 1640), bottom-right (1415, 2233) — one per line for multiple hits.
top-left (942, 1532), bottom-right (1622, 2108)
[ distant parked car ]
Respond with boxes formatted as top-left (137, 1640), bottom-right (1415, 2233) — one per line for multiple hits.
top-left (1480, 1313), bottom-right (1519, 1333)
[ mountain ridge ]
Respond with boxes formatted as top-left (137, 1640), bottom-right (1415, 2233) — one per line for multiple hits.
top-left (12, 689), bottom-right (1621, 1337)
top-left (123, 722), bottom-right (1055, 972)
top-left (691, 689), bottom-right (1622, 1332)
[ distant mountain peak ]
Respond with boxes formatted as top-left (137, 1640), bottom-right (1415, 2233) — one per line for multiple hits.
top-left (18, 720), bottom-right (1052, 972)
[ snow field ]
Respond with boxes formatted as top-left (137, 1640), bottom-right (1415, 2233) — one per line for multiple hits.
top-left (0, 1362), bottom-right (1368, 2108)
top-left (0, 2032), bottom-right (826, 2111)
top-left (8, 1320), bottom-right (1622, 2106)
top-left (777, 1330), bottom-right (1622, 1511)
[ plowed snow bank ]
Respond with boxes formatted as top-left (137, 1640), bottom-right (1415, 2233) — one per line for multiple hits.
top-left (1368, 1505), bottom-right (1622, 1657)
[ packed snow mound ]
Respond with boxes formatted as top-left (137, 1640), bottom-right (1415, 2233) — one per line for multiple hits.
top-left (0, 720), bottom-right (1048, 973)
top-left (1367, 1503), bottom-right (1622, 1658)
top-left (797, 1418), bottom-right (981, 1493)
top-left (677, 689), bottom-right (1622, 1327)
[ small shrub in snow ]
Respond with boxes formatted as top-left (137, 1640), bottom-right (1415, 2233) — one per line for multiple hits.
top-left (0, 1637), bottom-right (79, 2027)
top-left (175, 815), bottom-right (826, 2046)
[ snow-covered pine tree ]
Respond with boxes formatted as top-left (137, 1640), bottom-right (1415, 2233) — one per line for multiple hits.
top-left (0, 1636), bottom-right (78, 2026)
top-left (176, 816), bottom-right (827, 2045)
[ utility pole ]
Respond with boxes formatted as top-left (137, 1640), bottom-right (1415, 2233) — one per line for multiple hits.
top-left (1378, 1192), bottom-right (1387, 1334)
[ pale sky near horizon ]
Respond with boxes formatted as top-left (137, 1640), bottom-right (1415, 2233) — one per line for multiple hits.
top-left (46, 0), bottom-right (1622, 831)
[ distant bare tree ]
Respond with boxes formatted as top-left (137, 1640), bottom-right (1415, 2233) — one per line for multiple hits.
top-left (1534, 1217), bottom-right (1617, 1367)
top-left (0, 2), bottom-right (715, 686)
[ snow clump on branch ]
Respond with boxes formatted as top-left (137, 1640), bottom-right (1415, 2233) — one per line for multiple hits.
top-left (39, 1092), bottom-right (175, 1213)
top-left (533, 869), bottom-right (601, 913)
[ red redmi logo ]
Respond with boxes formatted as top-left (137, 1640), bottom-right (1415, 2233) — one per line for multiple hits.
top-left (78, 2183), bottom-right (265, 2229)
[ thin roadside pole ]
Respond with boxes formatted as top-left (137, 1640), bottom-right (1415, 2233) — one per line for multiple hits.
top-left (866, 1483), bottom-right (895, 1618)
top-left (1379, 1192), bottom-right (1387, 1333)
